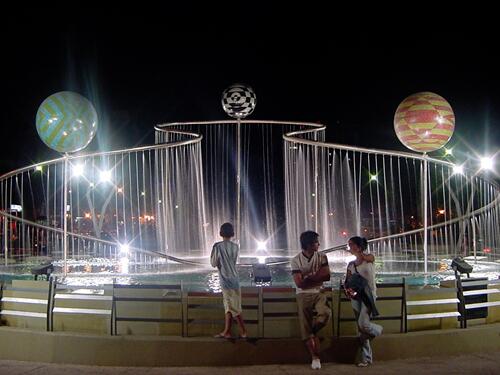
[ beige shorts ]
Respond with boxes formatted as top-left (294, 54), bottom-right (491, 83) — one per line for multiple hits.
top-left (296, 292), bottom-right (331, 340)
top-left (222, 288), bottom-right (242, 317)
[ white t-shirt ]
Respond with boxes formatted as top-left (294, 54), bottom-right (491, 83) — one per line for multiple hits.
top-left (347, 260), bottom-right (377, 298)
top-left (291, 251), bottom-right (329, 294)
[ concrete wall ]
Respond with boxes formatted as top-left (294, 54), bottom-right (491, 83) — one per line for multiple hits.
top-left (2, 280), bottom-right (499, 337)
top-left (0, 324), bottom-right (499, 366)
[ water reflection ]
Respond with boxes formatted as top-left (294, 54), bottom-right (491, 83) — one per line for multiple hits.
top-left (1, 256), bottom-right (499, 289)
top-left (206, 271), bottom-right (221, 293)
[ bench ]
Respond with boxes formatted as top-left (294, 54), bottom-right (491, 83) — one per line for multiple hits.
top-left (262, 287), bottom-right (333, 338)
top-left (186, 287), bottom-right (259, 337)
top-left (0, 279), bottom-right (52, 331)
top-left (337, 280), bottom-right (405, 336)
top-left (50, 278), bottom-right (113, 334)
top-left (113, 283), bottom-right (183, 336)
top-left (457, 277), bottom-right (500, 328)
top-left (405, 281), bottom-right (461, 332)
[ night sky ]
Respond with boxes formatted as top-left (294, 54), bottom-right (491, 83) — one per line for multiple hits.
top-left (3, 13), bottom-right (499, 176)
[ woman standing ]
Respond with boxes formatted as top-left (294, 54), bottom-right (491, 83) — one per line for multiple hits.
top-left (344, 236), bottom-right (383, 367)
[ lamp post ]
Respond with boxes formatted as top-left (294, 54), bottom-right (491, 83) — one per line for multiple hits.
top-left (63, 156), bottom-right (69, 276)
top-left (394, 92), bottom-right (455, 274)
top-left (423, 153), bottom-right (429, 273)
top-left (236, 118), bottom-right (241, 245)
top-left (221, 84), bottom-right (257, 247)
top-left (35, 91), bottom-right (98, 277)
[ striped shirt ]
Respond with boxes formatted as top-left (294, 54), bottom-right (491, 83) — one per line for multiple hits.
top-left (291, 251), bottom-right (329, 294)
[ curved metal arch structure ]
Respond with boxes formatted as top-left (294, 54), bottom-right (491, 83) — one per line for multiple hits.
top-left (0, 120), bottom-right (498, 276)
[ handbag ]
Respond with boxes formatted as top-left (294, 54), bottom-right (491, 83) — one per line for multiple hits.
top-left (345, 263), bottom-right (368, 299)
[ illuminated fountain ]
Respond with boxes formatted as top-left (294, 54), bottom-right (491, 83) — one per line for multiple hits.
top-left (0, 87), bottom-right (499, 286)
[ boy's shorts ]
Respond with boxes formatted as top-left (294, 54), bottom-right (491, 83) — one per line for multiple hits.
top-left (222, 288), bottom-right (242, 316)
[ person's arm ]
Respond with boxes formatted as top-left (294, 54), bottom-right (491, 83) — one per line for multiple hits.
top-left (235, 243), bottom-right (240, 265)
top-left (291, 258), bottom-right (305, 288)
top-left (293, 272), bottom-right (323, 289)
top-left (307, 255), bottom-right (331, 283)
top-left (362, 253), bottom-right (375, 263)
top-left (295, 255), bottom-right (330, 288)
top-left (293, 271), bottom-right (306, 288)
top-left (210, 245), bottom-right (219, 268)
top-left (343, 266), bottom-right (355, 298)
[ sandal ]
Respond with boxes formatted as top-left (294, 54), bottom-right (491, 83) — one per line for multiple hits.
top-left (214, 333), bottom-right (231, 339)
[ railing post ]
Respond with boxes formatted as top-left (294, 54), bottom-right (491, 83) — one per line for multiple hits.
top-left (258, 286), bottom-right (264, 338)
top-left (454, 269), bottom-right (467, 329)
top-left (336, 280), bottom-right (342, 337)
top-left (404, 280), bottom-right (408, 333)
top-left (401, 277), bottom-right (406, 333)
top-left (111, 278), bottom-right (116, 336)
top-left (472, 216), bottom-right (477, 264)
top-left (48, 276), bottom-right (57, 332)
top-left (3, 214), bottom-right (8, 267)
top-left (181, 281), bottom-right (188, 337)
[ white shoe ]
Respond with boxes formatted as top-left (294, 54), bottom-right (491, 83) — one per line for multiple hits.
top-left (311, 358), bottom-right (321, 370)
top-left (357, 361), bottom-right (370, 367)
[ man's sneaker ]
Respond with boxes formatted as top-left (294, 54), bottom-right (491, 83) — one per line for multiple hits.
top-left (311, 358), bottom-right (321, 370)
top-left (357, 361), bottom-right (370, 367)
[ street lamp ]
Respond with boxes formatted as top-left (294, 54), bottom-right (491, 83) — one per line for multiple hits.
top-left (480, 156), bottom-right (494, 171)
top-left (72, 164), bottom-right (84, 178)
top-left (452, 164), bottom-right (464, 175)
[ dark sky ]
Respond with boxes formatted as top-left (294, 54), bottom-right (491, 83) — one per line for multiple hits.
top-left (3, 13), bottom-right (499, 175)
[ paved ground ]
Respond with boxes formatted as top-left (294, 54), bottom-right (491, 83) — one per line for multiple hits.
top-left (0, 352), bottom-right (499, 374)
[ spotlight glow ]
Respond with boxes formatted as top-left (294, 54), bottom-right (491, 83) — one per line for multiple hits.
top-left (256, 240), bottom-right (267, 252)
top-left (452, 164), bottom-right (464, 175)
top-left (257, 256), bottom-right (267, 264)
top-left (119, 256), bottom-right (129, 274)
top-left (119, 244), bottom-right (130, 256)
top-left (99, 170), bottom-right (112, 183)
top-left (480, 157), bottom-right (494, 171)
top-left (444, 148), bottom-right (453, 156)
top-left (72, 164), bottom-right (84, 177)
top-left (370, 174), bottom-right (378, 182)
top-left (35, 165), bottom-right (43, 172)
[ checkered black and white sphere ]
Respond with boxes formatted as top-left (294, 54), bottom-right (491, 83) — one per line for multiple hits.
top-left (221, 84), bottom-right (257, 119)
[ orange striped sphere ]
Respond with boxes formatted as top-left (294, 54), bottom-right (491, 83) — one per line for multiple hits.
top-left (394, 92), bottom-right (455, 153)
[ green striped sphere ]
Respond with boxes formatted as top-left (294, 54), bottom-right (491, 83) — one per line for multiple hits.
top-left (36, 91), bottom-right (98, 153)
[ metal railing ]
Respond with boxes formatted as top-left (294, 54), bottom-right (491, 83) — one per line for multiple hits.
top-left (0, 120), bottom-right (498, 275)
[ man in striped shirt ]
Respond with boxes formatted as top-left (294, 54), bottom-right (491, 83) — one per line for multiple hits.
top-left (291, 230), bottom-right (331, 370)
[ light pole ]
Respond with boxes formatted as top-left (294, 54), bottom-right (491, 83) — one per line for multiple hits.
top-left (221, 84), bottom-right (257, 248)
top-left (236, 118), bottom-right (241, 245)
top-left (63, 155), bottom-right (69, 276)
top-left (423, 153), bottom-right (429, 273)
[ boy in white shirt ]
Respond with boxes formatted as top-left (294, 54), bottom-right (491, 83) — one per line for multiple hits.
top-left (291, 231), bottom-right (331, 370)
